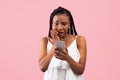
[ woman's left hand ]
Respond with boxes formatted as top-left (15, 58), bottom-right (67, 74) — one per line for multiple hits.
top-left (54, 48), bottom-right (69, 60)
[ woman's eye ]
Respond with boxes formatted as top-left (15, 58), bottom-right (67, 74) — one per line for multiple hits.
top-left (54, 23), bottom-right (59, 26)
top-left (62, 22), bottom-right (67, 26)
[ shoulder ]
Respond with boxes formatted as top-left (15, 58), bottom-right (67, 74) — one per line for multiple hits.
top-left (40, 37), bottom-right (48, 45)
top-left (76, 35), bottom-right (86, 47)
top-left (76, 35), bottom-right (86, 42)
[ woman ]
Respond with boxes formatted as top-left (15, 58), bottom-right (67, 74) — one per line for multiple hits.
top-left (39, 7), bottom-right (87, 80)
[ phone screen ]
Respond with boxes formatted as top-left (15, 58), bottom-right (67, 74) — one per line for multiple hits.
top-left (55, 41), bottom-right (65, 50)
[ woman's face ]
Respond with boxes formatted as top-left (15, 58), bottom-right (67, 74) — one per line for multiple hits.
top-left (52, 14), bottom-right (70, 38)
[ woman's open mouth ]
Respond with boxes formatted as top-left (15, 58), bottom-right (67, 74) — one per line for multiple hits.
top-left (58, 32), bottom-right (65, 37)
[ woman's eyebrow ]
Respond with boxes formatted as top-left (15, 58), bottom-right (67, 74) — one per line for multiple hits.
top-left (54, 20), bottom-right (59, 23)
top-left (61, 22), bottom-right (68, 24)
top-left (61, 21), bottom-right (67, 23)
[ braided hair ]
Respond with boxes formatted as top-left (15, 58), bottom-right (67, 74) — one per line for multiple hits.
top-left (48, 6), bottom-right (78, 37)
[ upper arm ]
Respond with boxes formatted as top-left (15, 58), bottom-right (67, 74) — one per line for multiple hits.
top-left (76, 35), bottom-right (87, 68)
top-left (39, 37), bottom-right (48, 62)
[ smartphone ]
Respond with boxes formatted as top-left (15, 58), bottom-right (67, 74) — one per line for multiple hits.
top-left (55, 41), bottom-right (65, 50)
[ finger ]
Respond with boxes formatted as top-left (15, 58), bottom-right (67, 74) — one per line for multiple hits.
top-left (50, 29), bottom-right (58, 38)
top-left (50, 30), bottom-right (54, 38)
top-left (64, 48), bottom-right (68, 53)
top-left (54, 53), bottom-right (58, 56)
top-left (54, 54), bottom-right (63, 60)
top-left (58, 49), bottom-right (67, 55)
top-left (54, 55), bottom-right (60, 59)
top-left (54, 50), bottom-right (59, 54)
top-left (53, 29), bottom-right (58, 34)
top-left (56, 50), bottom-right (66, 58)
top-left (51, 30), bottom-right (60, 41)
top-left (54, 31), bottom-right (60, 41)
top-left (52, 29), bottom-right (59, 40)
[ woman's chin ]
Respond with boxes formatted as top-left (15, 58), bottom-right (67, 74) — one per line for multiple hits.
top-left (59, 35), bottom-right (65, 38)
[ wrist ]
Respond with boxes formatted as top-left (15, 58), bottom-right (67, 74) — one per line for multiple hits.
top-left (66, 55), bottom-right (71, 62)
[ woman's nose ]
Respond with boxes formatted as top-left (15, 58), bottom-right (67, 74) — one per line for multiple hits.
top-left (57, 24), bottom-right (63, 30)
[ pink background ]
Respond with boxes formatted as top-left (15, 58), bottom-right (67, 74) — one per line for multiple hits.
top-left (0, 0), bottom-right (120, 80)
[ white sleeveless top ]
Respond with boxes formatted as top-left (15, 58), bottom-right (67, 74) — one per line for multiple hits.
top-left (44, 36), bottom-right (84, 80)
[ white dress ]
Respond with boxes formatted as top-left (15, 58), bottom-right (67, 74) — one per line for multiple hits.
top-left (44, 36), bottom-right (84, 80)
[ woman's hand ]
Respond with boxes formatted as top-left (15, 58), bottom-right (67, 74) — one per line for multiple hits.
top-left (54, 48), bottom-right (69, 61)
top-left (50, 29), bottom-right (69, 60)
top-left (50, 29), bottom-right (60, 41)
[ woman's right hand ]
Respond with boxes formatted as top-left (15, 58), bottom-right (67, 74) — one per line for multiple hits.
top-left (50, 29), bottom-right (60, 41)
top-left (50, 29), bottom-right (61, 55)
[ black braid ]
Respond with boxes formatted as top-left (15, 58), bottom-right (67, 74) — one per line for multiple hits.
top-left (48, 6), bottom-right (78, 37)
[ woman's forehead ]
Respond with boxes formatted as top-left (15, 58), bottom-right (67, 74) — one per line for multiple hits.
top-left (53, 14), bottom-right (70, 22)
